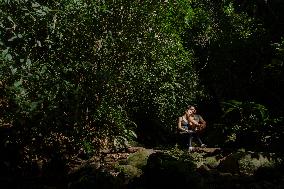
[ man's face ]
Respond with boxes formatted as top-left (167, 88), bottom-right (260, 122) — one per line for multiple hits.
top-left (189, 107), bottom-right (196, 114)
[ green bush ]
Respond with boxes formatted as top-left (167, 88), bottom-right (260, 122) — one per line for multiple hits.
top-left (0, 0), bottom-right (205, 165)
top-left (214, 100), bottom-right (283, 150)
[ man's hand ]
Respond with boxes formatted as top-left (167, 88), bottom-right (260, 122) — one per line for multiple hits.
top-left (197, 123), bottom-right (206, 133)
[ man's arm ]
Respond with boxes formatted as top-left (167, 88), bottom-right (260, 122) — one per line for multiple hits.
top-left (189, 116), bottom-right (199, 126)
top-left (198, 115), bottom-right (206, 130)
top-left (188, 116), bottom-right (200, 129)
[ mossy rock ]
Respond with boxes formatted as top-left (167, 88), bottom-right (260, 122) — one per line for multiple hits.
top-left (125, 148), bottom-right (153, 169)
top-left (116, 164), bottom-right (143, 179)
top-left (68, 169), bottom-right (117, 189)
top-left (141, 152), bottom-right (200, 188)
top-left (239, 152), bottom-right (279, 175)
top-left (218, 150), bottom-right (280, 176)
top-left (204, 156), bottom-right (220, 169)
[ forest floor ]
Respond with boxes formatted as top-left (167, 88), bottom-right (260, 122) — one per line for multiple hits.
top-left (2, 145), bottom-right (284, 189)
top-left (64, 145), bottom-right (284, 189)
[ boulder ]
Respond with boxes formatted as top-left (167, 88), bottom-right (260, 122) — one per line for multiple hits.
top-left (141, 152), bottom-right (200, 188)
top-left (217, 151), bottom-right (279, 176)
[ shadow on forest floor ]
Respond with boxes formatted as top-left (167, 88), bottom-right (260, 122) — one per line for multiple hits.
top-left (1, 146), bottom-right (284, 189)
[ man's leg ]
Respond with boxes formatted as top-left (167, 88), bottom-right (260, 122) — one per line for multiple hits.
top-left (188, 131), bottom-right (194, 151)
top-left (193, 132), bottom-right (206, 147)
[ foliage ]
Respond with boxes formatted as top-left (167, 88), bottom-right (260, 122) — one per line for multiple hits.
top-left (0, 0), bottom-right (206, 169)
top-left (179, 0), bottom-right (284, 152)
top-left (166, 144), bottom-right (198, 162)
top-left (215, 100), bottom-right (283, 151)
top-left (182, 0), bottom-right (267, 101)
top-left (239, 152), bottom-right (280, 176)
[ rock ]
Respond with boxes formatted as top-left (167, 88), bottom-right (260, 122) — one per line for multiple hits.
top-left (126, 146), bottom-right (147, 153)
top-left (141, 152), bottom-right (200, 188)
top-left (116, 165), bottom-right (143, 179)
top-left (194, 147), bottom-right (222, 155)
top-left (197, 164), bottom-right (211, 176)
top-left (126, 149), bottom-right (152, 169)
top-left (238, 152), bottom-right (278, 176)
top-left (219, 172), bottom-right (233, 177)
top-left (217, 151), bottom-right (280, 176)
top-left (217, 153), bottom-right (240, 174)
top-left (204, 156), bottom-right (220, 169)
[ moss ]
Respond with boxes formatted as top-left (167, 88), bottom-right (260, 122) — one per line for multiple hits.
top-left (116, 165), bottom-right (143, 179)
top-left (126, 149), bottom-right (152, 169)
top-left (204, 156), bottom-right (220, 169)
top-left (190, 152), bottom-right (206, 167)
top-left (239, 153), bottom-right (277, 175)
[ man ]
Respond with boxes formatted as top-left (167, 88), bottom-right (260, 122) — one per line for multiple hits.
top-left (187, 105), bottom-right (207, 151)
top-left (188, 105), bottom-right (206, 133)
top-left (177, 105), bottom-right (206, 152)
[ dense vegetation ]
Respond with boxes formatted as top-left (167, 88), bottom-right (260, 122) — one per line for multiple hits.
top-left (0, 0), bottom-right (283, 187)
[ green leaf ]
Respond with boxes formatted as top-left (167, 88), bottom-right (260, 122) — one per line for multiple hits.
top-left (26, 59), bottom-right (31, 66)
top-left (6, 54), bottom-right (12, 61)
top-left (14, 80), bottom-right (22, 88)
top-left (30, 102), bottom-right (38, 111)
top-left (7, 16), bottom-right (13, 22)
top-left (8, 36), bottom-right (17, 41)
top-left (32, 2), bottom-right (41, 8)
top-left (11, 67), bottom-right (17, 75)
